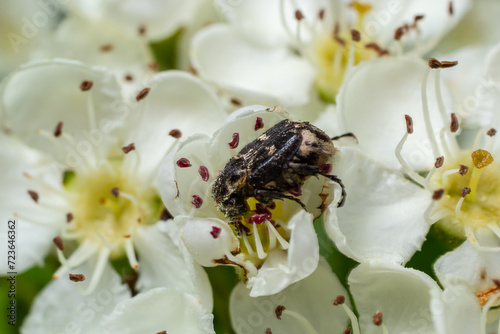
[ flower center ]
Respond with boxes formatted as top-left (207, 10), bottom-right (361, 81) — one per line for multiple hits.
top-left (430, 150), bottom-right (499, 239)
top-left (231, 199), bottom-right (290, 265)
top-left (309, 3), bottom-right (379, 102)
top-left (63, 161), bottom-right (163, 258)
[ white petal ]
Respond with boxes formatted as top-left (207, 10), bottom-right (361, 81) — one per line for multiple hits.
top-left (349, 261), bottom-right (440, 334)
top-left (337, 57), bottom-right (452, 171)
top-left (191, 24), bottom-right (316, 107)
top-left (215, 0), bottom-right (333, 47)
top-left (434, 241), bottom-right (500, 291)
top-left (247, 210), bottom-right (318, 297)
top-left (230, 259), bottom-right (350, 334)
top-left (431, 273), bottom-right (482, 334)
top-left (37, 15), bottom-right (154, 90)
top-left (439, 45), bottom-right (492, 129)
top-left (0, 0), bottom-right (62, 76)
top-left (22, 260), bottom-right (130, 333)
top-left (123, 71), bottom-right (225, 179)
top-left (103, 288), bottom-right (215, 334)
top-left (0, 134), bottom-right (64, 274)
top-left (324, 147), bottom-right (431, 264)
top-left (101, 0), bottom-right (203, 41)
top-left (176, 216), bottom-right (239, 268)
top-left (435, 0), bottom-right (500, 53)
top-left (134, 222), bottom-right (213, 311)
top-left (0, 59), bottom-right (124, 168)
top-left (367, 0), bottom-right (471, 55)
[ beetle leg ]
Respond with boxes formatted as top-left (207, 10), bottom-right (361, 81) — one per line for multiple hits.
top-left (253, 189), bottom-right (307, 210)
top-left (287, 162), bottom-right (346, 208)
top-left (331, 132), bottom-right (358, 143)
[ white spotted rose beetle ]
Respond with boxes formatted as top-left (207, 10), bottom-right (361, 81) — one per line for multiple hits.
top-left (212, 119), bottom-right (350, 222)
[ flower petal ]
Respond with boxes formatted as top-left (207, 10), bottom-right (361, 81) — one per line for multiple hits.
top-left (21, 260), bottom-right (130, 333)
top-left (230, 259), bottom-right (350, 334)
top-left (134, 222), bottom-right (213, 311)
top-left (101, 0), bottom-right (203, 41)
top-left (0, 134), bottom-right (64, 274)
top-left (367, 0), bottom-right (471, 55)
top-left (37, 15), bottom-right (154, 91)
top-left (324, 147), bottom-right (431, 264)
top-left (434, 241), bottom-right (500, 291)
top-left (430, 273), bottom-right (482, 334)
top-left (123, 71), bottom-right (225, 179)
top-left (191, 24), bottom-right (316, 107)
top-left (176, 216), bottom-right (240, 268)
top-left (0, 59), bottom-right (124, 169)
top-left (337, 57), bottom-right (452, 171)
top-left (102, 288), bottom-right (215, 334)
top-left (435, 0), bottom-right (500, 53)
top-left (247, 210), bottom-right (318, 297)
top-left (349, 261), bottom-right (440, 334)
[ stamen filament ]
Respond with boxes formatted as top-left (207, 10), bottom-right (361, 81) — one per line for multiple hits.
top-left (441, 168), bottom-right (460, 186)
top-left (120, 191), bottom-right (139, 207)
top-left (242, 232), bottom-right (255, 256)
top-left (253, 222), bottom-right (267, 259)
top-left (124, 237), bottom-right (138, 270)
top-left (341, 304), bottom-right (361, 334)
top-left (455, 197), bottom-right (465, 218)
top-left (465, 225), bottom-right (500, 252)
top-left (467, 168), bottom-right (482, 201)
top-left (435, 69), bottom-right (459, 155)
top-left (79, 247), bottom-right (111, 296)
top-left (480, 291), bottom-right (500, 334)
top-left (266, 220), bottom-right (289, 250)
top-left (282, 309), bottom-right (319, 334)
top-left (395, 132), bottom-right (428, 189)
top-left (53, 240), bottom-right (98, 279)
top-left (266, 221), bottom-right (277, 250)
top-left (421, 67), bottom-right (441, 158)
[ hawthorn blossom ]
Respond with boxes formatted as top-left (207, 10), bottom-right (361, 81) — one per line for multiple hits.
top-left (326, 44), bottom-right (500, 275)
top-left (230, 260), bottom-right (488, 334)
top-left (190, 0), bottom-right (470, 119)
top-left (0, 59), bottom-right (227, 330)
top-left (158, 107), bottom-right (342, 296)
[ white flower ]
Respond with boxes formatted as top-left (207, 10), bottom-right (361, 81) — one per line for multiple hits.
top-left (0, 59), bottom-right (227, 331)
top-left (229, 259), bottom-right (351, 334)
top-left (349, 261), bottom-right (484, 334)
top-left (190, 0), bottom-right (471, 118)
top-left (329, 44), bottom-right (500, 275)
top-left (229, 259), bottom-right (487, 334)
top-left (158, 107), bottom-right (343, 296)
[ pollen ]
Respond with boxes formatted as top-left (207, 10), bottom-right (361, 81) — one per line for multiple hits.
top-left (430, 150), bottom-right (500, 238)
top-left (65, 163), bottom-right (162, 258)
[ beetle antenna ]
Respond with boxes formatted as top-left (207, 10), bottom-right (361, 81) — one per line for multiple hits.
top-left (331, 132), bottom-right (358, 143)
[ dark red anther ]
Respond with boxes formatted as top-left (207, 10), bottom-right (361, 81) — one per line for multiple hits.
top-left (69, 273), bottom-right (86, 282)
top-left (192, 195), bottom-right (203, 208)
top-left (176, 158), bottom-right (192, 168)
top-left (255, 117), bottom-right (264, 131)
top-left (210, 226), bottom-right (221, 239)
top-left (228, 133), bottom-right (239, 149)
top-left (320, 163), bottom-right (332, 173)
top-left (136, 87), bottom-right (151, 101)
top-left (54, 121), bottom-right (63, 137)
top-left (295, 10), bottom-right (304, 21)
top-left (198, 166), bottom-right (209, 181)
top-left (248, 213), bottom-right (271, 225)
top-left (288, 187), bottom-right (302, 197)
